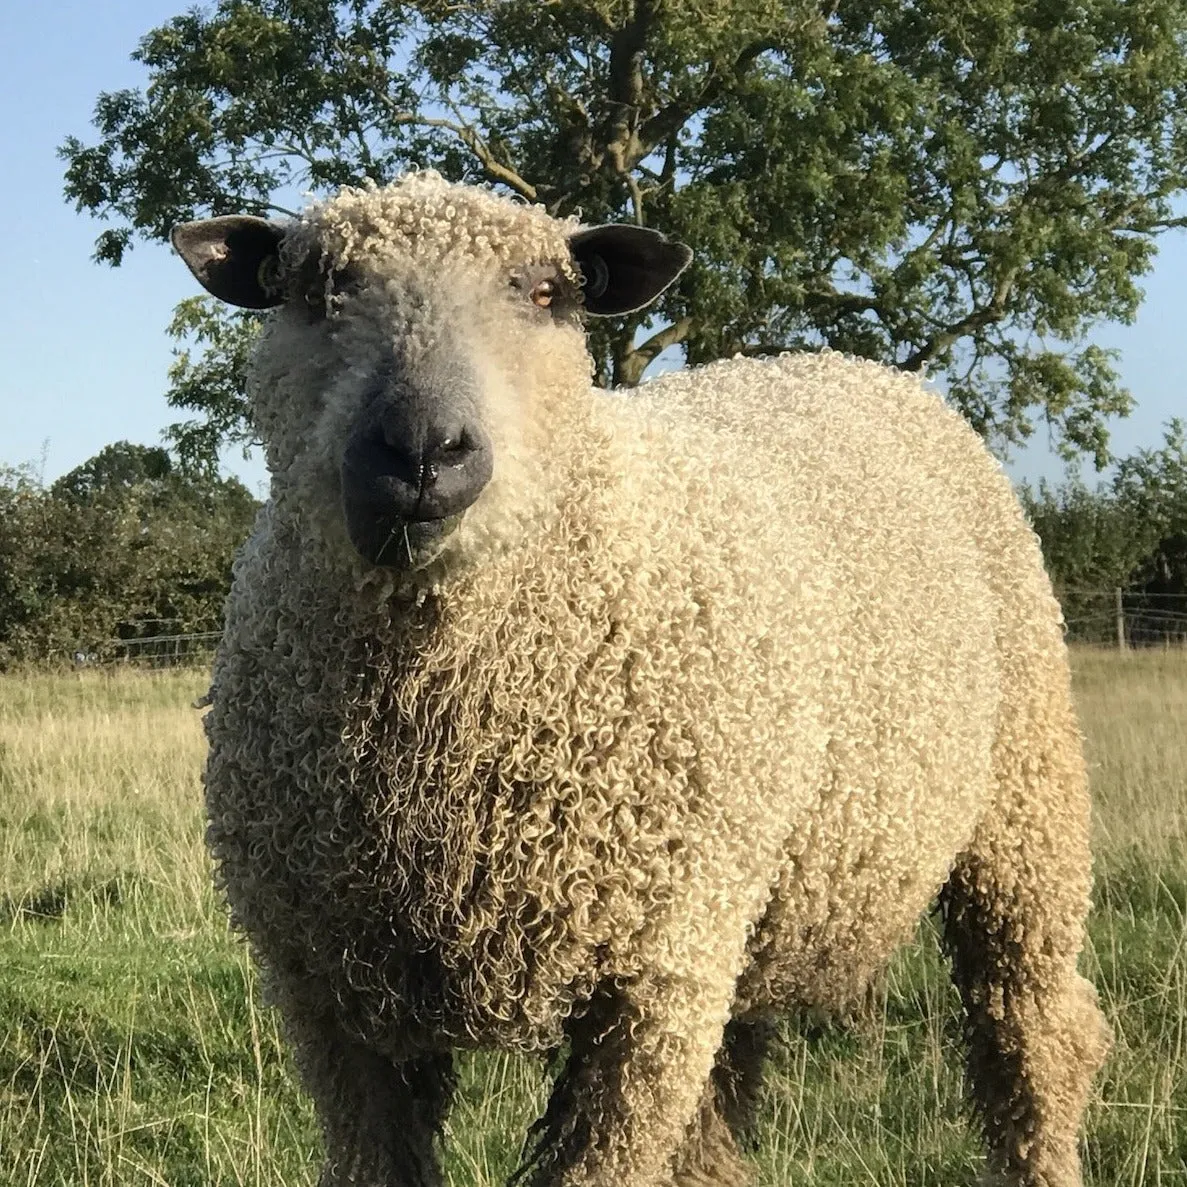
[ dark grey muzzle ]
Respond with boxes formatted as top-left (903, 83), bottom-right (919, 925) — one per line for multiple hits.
top-left (341, 400), bottom-right (493, 568)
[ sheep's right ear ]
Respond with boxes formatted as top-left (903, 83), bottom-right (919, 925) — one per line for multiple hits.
top-left (171, 216), bottom-right (286, 309)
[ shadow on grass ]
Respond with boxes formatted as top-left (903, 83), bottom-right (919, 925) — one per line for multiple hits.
top-left (0, 873), bottom-right (135, 924)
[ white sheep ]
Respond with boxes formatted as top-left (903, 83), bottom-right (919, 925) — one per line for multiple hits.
top-left (174, 172), bottom-right (1109, 1187)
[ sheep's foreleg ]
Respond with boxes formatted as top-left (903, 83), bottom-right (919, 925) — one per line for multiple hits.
top-left (517, 974), bottom-right (737, 1187)
top-left (285, 1006), bottom-right (454, 1187)
top-left (664, 1017), bottom-right (776, 1187)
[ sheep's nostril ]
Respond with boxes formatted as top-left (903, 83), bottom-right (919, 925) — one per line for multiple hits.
top-left (426, 430), bottom-right (473, 468)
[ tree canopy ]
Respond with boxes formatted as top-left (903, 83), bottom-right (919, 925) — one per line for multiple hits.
top-left (62, 0), bottom-right (1187, 471)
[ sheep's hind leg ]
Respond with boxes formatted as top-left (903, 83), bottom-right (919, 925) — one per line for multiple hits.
top-left (516, 975), bottom-right (737, 1187)
top-left (939, 735), bottom-right (1110, 1187)
top-left (284, 1005), bottom-right (455, 1187)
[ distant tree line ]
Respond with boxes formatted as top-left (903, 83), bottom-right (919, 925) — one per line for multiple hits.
top-left (1020, 420), bottom-right (1187, 643)
top-left (2, 422), bottom-right (1186, 666)
top-left (0, 442), bottom-right (258, 668)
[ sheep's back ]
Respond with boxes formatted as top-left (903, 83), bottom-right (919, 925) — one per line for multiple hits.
top-left (627, 352), bottom-right (1044, 1010)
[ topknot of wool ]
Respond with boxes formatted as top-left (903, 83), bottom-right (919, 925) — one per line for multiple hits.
top-left (286, 172), bottom-right (583, 285)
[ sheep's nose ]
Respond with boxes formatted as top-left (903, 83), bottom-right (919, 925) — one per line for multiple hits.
top-left (343, 413), bottom-right (494, 524)
top-left (387, 424), bottom-right (492, 521)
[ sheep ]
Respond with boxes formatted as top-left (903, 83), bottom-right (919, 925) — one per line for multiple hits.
top-left (173, 171), bottom-right (1110, 1187)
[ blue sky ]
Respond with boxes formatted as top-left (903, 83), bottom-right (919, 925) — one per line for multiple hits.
top-left (1, 1), bottom-right (1184, 498)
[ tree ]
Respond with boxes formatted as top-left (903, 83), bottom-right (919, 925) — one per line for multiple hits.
top-left (1020, 476), bottom-right (1152, 595)
top-left (62, 0), bottom-right (1187, 472)
top-left (0, 446), bottom-right (259, 667)
top-left (1112, 418), bottom-right (1187, 600)
top-left (50, 441), bottom-right (173, 504)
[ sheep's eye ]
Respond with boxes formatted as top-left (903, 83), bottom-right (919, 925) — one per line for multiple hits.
top-left (530, 279), bottom-right (556, 309)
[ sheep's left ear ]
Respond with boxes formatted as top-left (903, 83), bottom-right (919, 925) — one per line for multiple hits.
top-left (171, 215), bottom-right (287, 309)
top-left (570, 225), bottom-right (692, 316)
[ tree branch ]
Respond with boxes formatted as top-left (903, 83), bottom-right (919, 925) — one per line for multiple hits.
top-left (616, 317), bottom-right (691, 385)
top-left (900, 269), bottom-right (1018, 371)
top-left (608, 0), bottom-right (657, 110)
top-left (602, 0), bottom-right (660, 186)
top-left (727, 340), bottom-right (798, 359)
top-left (636, 317), bottom-right (691, 360)
top-left (372, 92), bottom-right (538, 200)
top-left (660, 132), bottom-right (679, 187)
top-left (635, 34), bottom-right (791, 159)
top-left (802, 284), bottom-right (887, 319)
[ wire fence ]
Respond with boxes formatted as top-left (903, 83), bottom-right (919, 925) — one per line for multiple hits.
top-left (1059, 589), bottom-right (1187, 648)
top-left (67, 588), bottom-right (1187, 668)
top-left (71, 630), bottom-right (221, 670)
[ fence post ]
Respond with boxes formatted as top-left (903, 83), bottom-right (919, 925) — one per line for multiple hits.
top-left (1115, 587), bottom-right (1127, 651)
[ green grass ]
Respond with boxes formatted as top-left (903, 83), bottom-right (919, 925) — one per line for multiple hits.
top-left (0, 655), bottom-right (1184, 1185)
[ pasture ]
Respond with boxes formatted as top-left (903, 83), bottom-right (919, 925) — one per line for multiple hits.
top-left (0, 651), bottom-right (1183, 1185)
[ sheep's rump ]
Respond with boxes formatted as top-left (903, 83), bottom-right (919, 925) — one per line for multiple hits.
top-left (204, 350), bottom-right (1060, 1053)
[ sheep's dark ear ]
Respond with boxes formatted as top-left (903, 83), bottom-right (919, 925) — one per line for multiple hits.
top-left (570, 225), bottom-right (692, 316)
top-left (171, 215), bottom-right (286, 309)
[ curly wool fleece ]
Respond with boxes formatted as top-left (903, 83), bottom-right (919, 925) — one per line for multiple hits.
top-left (200, 173), bottom-right (1108, 1187)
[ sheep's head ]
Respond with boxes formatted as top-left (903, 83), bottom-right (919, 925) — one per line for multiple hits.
top-left (171, 174), bottom-right (690, 575)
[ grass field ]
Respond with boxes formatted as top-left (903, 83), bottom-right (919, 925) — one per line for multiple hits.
top-left (0, 651), bottom-right (1184, 1185)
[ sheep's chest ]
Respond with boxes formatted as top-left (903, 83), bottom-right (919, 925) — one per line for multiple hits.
top-left (204, 638), bottom-right (676, 1053)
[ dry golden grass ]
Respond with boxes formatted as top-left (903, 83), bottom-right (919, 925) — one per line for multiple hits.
top-left (1076, 648), bottom-right (1187, 863)
top-left (0, 673), bottom-right (213, 929)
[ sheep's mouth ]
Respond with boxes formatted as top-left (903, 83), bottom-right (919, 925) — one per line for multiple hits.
top-left (343, 500), bottom-right (463, 570)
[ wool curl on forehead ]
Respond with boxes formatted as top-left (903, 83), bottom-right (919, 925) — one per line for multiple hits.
top-left (279, 172), bottom-right (584, 284)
